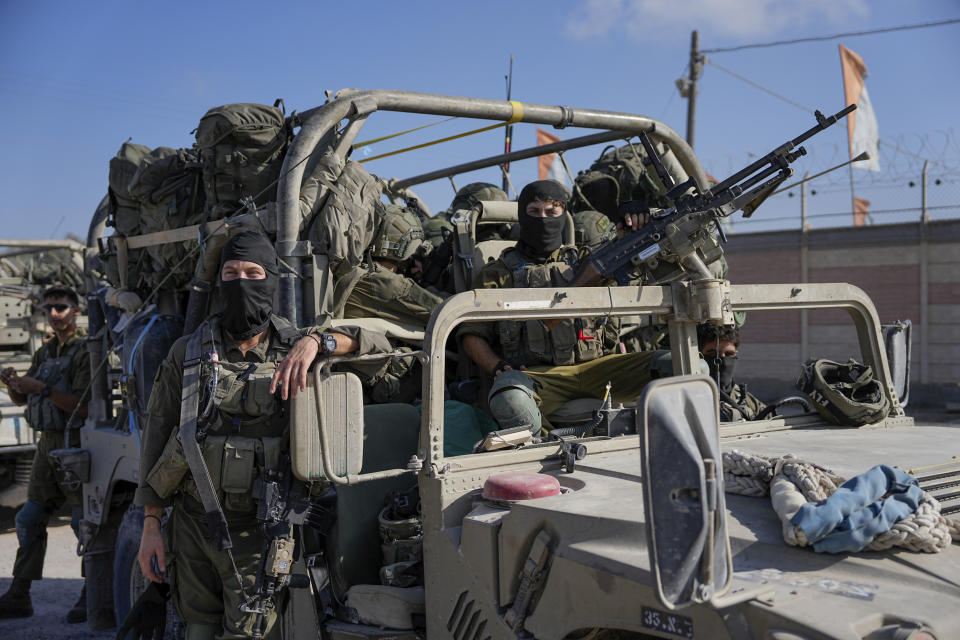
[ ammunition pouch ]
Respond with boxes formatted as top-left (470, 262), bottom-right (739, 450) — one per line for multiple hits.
top-left (25, 347), bottom-right (78, 431)
top-left (146, 433), bottom-right (285, 513)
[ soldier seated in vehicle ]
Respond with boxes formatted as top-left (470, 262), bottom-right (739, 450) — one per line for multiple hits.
top-left (341, 204), bottom-right (444, 403)
top-left (698, 322), bottom-right (767, 421)
top-left (133, 229), bottom-right (390, 640)
top-left (458, 180), bottom-right (656, 433)
top-left (0, 285), bottom-right (90, 623)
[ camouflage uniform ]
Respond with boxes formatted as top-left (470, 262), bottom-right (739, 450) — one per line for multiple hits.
top-left (720, 383), bottom-right (767, 422)
top-left (343, 262), bottom-right (440, 329)
top-left (13, 329), bottom-right (89, 581)
top-left (458, 246), bottom-right (654, 430)
top-left (135, 316), bottom-right (387, 639)
top-left (340, 205), bottom-right (440, 403)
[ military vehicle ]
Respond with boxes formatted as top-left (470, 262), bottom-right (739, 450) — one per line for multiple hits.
top-left (70, 90), bottom-right (957, 638)
top-left (0, 239), bottom-right (85, 508)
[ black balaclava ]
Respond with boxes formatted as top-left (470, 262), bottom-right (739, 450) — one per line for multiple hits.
top-left (219, 229), bottom-right (280, 340)
top-left (517, 180), bottom-right (570, 260)
top-left (708, 356), bottom-right (738, 395)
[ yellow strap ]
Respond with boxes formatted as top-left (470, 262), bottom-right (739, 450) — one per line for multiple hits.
top-left (352, 116), bottom-right (457, 151)
top-left (360, 101), bottom-right (526, 164)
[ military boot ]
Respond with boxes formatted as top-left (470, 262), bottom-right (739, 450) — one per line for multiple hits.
top-left (0, 578), bottom-right (33, 618)
top-left (66, 584), bottom-right (86, 623)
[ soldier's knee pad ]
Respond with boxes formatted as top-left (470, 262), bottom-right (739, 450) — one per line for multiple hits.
top-left (487, 370), bottom-right (541, 433)
top-left (15, 499), bottom-right (50, 547)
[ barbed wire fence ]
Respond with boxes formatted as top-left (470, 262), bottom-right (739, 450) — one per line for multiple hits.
top-left (702, 128), bottom-right (960, 232)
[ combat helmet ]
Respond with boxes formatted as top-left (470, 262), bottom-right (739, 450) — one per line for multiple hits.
top-left (370, 204), bottom-right (425, 264)
top-left (573, 210), bottom-right (617, 250)
top-left (449, 182), bottom-right (508, 212)
top-left (423, 212), bottom-right (454, 247)
top-left (796, 358), bottom-right (890, 426)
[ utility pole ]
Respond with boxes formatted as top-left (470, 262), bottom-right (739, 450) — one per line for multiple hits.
top-left (684, 30), bottom-right (702, 148)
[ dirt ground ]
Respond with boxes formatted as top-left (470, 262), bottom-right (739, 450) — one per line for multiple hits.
top-left (0, 506), bottom-right (114, 640)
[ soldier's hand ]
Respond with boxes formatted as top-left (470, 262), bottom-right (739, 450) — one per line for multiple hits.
top-left (138, 516), bottom-right (166, 584)
top-left (0, 367), bottom-right (15, 385)
top-left (272, 336), bottom-right (320, 401)
top-left (8, 375), bottom-right (39, 395)
top-left (622, 210), bottom-right (652, 230)
top-left (493, 360), bottom-right (527, 376)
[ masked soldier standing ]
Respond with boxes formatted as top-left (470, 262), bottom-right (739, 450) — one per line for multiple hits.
top-left (0, 285), bottom-right (90, 622)
top-left (458, 180), bottom-right (656, 432)
top-left (131, 229), bottom-right (388, 640)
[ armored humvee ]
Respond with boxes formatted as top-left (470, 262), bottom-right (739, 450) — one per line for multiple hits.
top-left (73, 91), bottom-right (957, 638)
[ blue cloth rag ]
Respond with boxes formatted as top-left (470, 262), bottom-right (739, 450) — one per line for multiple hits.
top-left (790, 464), bottom-right (923, 553)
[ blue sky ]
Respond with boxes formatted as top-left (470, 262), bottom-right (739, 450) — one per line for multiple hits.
top-left (1, 0), bottom-right (958, 240)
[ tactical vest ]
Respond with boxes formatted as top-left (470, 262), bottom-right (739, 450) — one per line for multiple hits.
top-left (497, 248), bottom-right (614, 367)
top-left (145, 315), bottom-right (303, 514)
top-left (25, 338), bottom-right (84, 431)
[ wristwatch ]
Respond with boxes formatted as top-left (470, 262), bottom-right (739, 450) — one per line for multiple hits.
top-left (317, 333), bottom-right (338, 355)
top-left (40, 385), bottom-right (53, 398)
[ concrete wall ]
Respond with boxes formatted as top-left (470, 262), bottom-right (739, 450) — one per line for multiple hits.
top-left (723, 219), bottom-right (960, 403)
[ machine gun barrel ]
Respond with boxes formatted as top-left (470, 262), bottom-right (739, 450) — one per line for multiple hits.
top-left (579, 104), bottom-right (857, 287)
top-left (707, 105), bottom-right (855, 198)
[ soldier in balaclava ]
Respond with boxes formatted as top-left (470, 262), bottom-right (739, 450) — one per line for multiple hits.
top-left (128, 229), bottom-right (389, 640)
top-left (457, 180), bottom-right (658, 433)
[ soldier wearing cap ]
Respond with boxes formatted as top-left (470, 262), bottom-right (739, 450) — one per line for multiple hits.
top-left (0, 285), bottom-right (90, 622)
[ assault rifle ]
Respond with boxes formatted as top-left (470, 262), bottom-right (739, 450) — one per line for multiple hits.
top-left (243, 469), bottom-right (297, 639)
top-left (244, 469), bottom-right (337, 638)
top-left (571, 104), bottom-right (857, 287)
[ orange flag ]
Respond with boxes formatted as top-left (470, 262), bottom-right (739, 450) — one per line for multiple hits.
top-left (536, 128), bottom-right (565, 183)
top-left (853, 197), bottom-right (871, 227)
top-left (839, 45), bottom-right (880, 171)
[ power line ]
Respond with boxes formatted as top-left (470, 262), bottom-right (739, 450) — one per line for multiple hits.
top-left (705, 60), bottom-right (813, 113)
top-left (702, 18), bottom-right (960, 54)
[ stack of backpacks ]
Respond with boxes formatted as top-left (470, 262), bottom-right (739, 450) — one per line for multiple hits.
top-left (100, 101), bottom-right (292, 295)
top-left (99, 99), bottom-right (387, 314)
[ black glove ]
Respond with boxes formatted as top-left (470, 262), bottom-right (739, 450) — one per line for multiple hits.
top-left (116, 582), bottom-right (170, 640)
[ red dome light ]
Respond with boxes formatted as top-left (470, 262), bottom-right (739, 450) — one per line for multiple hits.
top-left (482, 472), bottom-right (561, 502)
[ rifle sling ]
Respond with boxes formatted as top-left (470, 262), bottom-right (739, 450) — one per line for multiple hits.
top-left (179, 327), bottom-right (233, 551)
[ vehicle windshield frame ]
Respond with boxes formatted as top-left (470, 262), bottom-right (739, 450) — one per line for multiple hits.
top-left (421, 281), bottom-right (901, 471)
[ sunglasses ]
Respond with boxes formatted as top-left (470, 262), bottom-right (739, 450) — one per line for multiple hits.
top-left (42, 303), bottom-right (72, 313)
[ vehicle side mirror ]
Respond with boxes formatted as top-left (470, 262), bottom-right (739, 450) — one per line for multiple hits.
top-left (882, 320), bottom-right (912, 408)
top-left (639, 375), bottom-right (731, 610)
top-left (290, 370), bottom-right (364, 483)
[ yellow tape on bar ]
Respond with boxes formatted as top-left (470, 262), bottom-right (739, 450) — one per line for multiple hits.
top-left (360, 101), bottom-right (527, 163)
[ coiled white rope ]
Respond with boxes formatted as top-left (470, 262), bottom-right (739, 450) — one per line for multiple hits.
top-left (723, 450), bottom-right (960, 553)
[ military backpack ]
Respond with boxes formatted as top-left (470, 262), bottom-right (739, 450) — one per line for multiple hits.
top-left (569, 142), bottom-right (672, 220)
top-left (194, 101), bottom-right (291, 218)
